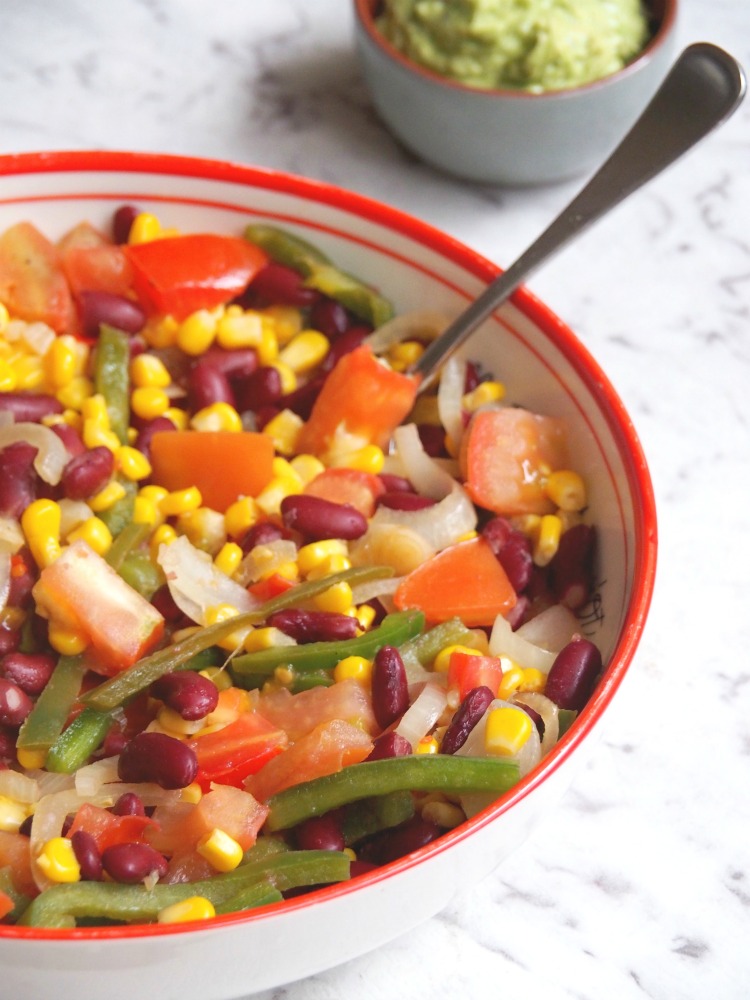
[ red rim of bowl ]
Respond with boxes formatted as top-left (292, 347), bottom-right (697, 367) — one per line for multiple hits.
top-left (0, 149), bottom-right (657, 942)
top-left (354, 0), bottom-right (678, 99)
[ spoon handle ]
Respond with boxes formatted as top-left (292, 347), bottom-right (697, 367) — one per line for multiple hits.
top-left (411, 43), bottom-right (746, 389)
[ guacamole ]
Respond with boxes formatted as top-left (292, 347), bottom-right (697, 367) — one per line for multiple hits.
top-left (377, 0), bottom-right (651, 93)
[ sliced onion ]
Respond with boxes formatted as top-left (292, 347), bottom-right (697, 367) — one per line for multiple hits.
top-left (0, 422), bottom-right (68, 485)
top-left (489, 614), bottom-right (557, 674)
top-left (393, 423), bottom-right (456, 499)
top-left (58, 499), bottom-right (95, 538)
top-left (436, 354), bottom-right (465, 453)
top-left (158, 535), bottom-right (259, 626)
top-left (394, 681), bottom-right (448, 750)
top-left (75, 755), bottom-right (121, 797)
top-left (0, 769), bottom-right (40, 804)
top-left (236, 539), bottom-right (299, 586)
top-left (349, 575), bottom-right (402, 605)
top-left (367, 482), bottom-right (476, 553)
top-left (350, 523), bottom-right (435, 577)
top-left (0, 516), bottom-right (24, 555)
top-left (365, 310), bottom-right (448, 354)
top-left (515, 603), bottom-right (581, 652)
top-left (21, 321), bottom-right (56, 357)
top-left (512, 691), bottom-right (560, 756)
top-left (0, 551), bottom-right (9, 611)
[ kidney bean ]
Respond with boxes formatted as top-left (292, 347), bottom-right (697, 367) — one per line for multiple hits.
top-left (550, 523), bottom-right (596, 611)
top-left (359, 815), bottom-right (442, 866)
top-left (279, 375), bottom-right (325, 420)
top-left (349, 859), bottom-right (378, 877)
top-left (188, 361), bottom-right (235, 412)
top-left (517, 702), bottom-right (545, 738)
top-left (247, 262), bottom-right (320, 308)
top-left (0, 443), bottom-right (39, 518)
top-left (1, 652), bottom-right (56, 696)
top-left (151, 671), bottom-right (219, 721)
top-left (198, 346), bottom-right (259, 381)
top-left (0, 724), bottom-right (16, 761)
top-left (134, 415), bottom-right (176, 458)
top-left (482, 517), bottom-right (533, 593)
top-left (112, 204), bottom-right (140, 244)
top-left (280, 495), bottom-right (367, 542)
top-left (377, 474), bottom-right (414, 494)
top-left (0, 392), bottom-right (63, 423)
top-left (371, 646), bottom-right (409, 730)
top-left (240, 521), bottom-right (284, 553)
top-left (545, 636), bottom-right (602, 710)
top-left (440, 686), bottom-right (495, 755)
top-left (0, 627), bottom-right (21, 657)
top-left (102, 842), bottom-right (168, 884)
top-left (236, 365), bottom-right (282, 412)
top-left (78, 291), bottom-right (146, 339)
top-left (149, 583), bottom-right (184, 623)
top-left (365, 731), bottom-right (412, 762)
top-left (61, 445), bottom-right (115, 501)
top-left (417, 424), bottom-right (447, 458)
top-left (320, 326), bottom-right (369, 374)
top-left (50, 422), bottom-right (86, 458)
top-left (0, 678), bottom-right (33, 726)
top-left (295, 813), bottom-right (345, 852)
top-left (118, 732), bottom-right (198, 789)
top-left (309, 299), bottom-right (350, 340)
top-left (267, 609), bottom-right (358, 644)
top-left (71, 829), bottom-right (103, 881)
top-left (111, 791), bottom-right (146, 817)
top-left (100, 727), bottom-right (128, 759)
top-left (505, 594), bottom-right (531, 631)
top-left (18, 816), bottom-right (33, 837)
top-left (7, 552), bottom-right (36, 608)
top-left (464, 362), bottom-right (482, 393)
top-left (377, 492), bottom-right (436, 512)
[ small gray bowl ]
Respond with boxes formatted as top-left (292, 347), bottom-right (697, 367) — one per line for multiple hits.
top-left (354, 0), bottom-right (678, 185)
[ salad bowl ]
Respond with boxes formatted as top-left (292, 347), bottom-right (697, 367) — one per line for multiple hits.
top-left (0, 150), bottom-right (656, 999)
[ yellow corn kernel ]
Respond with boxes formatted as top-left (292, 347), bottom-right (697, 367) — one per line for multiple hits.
top-left (0, 795), bottom-right (30, 833)
top-left (130, 353), bottom-right (171, 389)
top-left (296, 539), bottom-right (348, 576)
top-left (223, 496), bottom-right (260, 539)
top-left (66, 516), bottom-right (113, 556)
top-left (196, 828), bottom-right (244, 873)
top-left (289, 453), bottom-right (326, 486)
top-left (177, 507), bottom-right (227, 554)
top-left (190, 401), bottom-right (243, 433)
top-left (177, 310), bottom-right (218, 356)
top-left (131, 386), bottom-right (170, 421)
top-left (128, 211), bottom-right (163, 244)
top-left (512, 514), bottom-right (542, 538)
top-left (160, 486), bottom-right (203, 517)
top-left (205, 603), bottom-right (250, 651)
top-left (164, 406), bottom-right (189, 430)
top-left (116, 445), bottom-right (152, 482)
top-left (544, 470), bottom-right (587, 512)
top-left (274, 561), bottom-right (299, 583)
top-left (150, 523), bottom-right (178, 561)
top-left (416, 736), bottom-right (439, 755)
top-left (333, 655), bottom-right (373, 684)
top-left (421, 799), bottom-right (466, 829)
top-left (157, 705), bottom-right (204, 736)
top-left (255, 475), bottom-right (302, 517)
top-left (519, 668), bottom-right (546, 693)
top-left (332, 444), bottom-right (385, 475)
top-left (199, 666), bottom-right (232, 692)
top-left (484, 706), bottom-right (533, 756)
top-left (139, 484), bottom-right (169, 504)
top-left (83, 423), bottom-right (121, 453)
top-left (462, 380), bottom-right (505, 411)
top-left (157, 896), bottom-right (216, 924)
top-left (56, 375), bottom-right (94, 411)
top-left (263, 305), bottom-right (303, 345)
top-left (243, 626), bottom-right (295, 654)
top-left (533, 514), bottom-right (562, 567)
top-left (433, 643), bottom-right (484, 675)
top-left (17, 747), bottom-right (48, 770)
top-left (214, 541), bottom-right (244, 577)
top-left (313, 581), bottom-right (353, 614)
top-left (37, 837), bottom-right (81, 883)
top-left (497, 662), bottom-right (523, 699)
top-left (21, 499), bottom-right (62, 567)
top-left (47, 622), bottom-right (89, 656)
top-left (43, 335), bottom-right (78, 388)
top-left (0, 358), bottom-right (18, 392)
top-left (305, 553), bottom-right (352, 580)
top-left (278, 330), bottom-right (330, 374)
top-left (12, 353), bottom-right (44, 390)
top-left (88, 480), bottom-right (127, 513)
top-left (269, 360), bottom-right (297, 395)
top-left (388, 340), bottom-right (424, 371)
top-left (180, 783), bottom-right (204, 805)
top-left (215, 309), bottom-right (263, 349)
top-left (132, 495), bottom-right (160, 528)
top-left (354, 603), bottom-right (377, 630)
top-left (142, 316), bottom-right (179, 349)
top-left (263, 409), bottom-right (304, 457)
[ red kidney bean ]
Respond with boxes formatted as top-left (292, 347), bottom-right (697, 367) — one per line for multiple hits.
top-left (505, 594), bottom-right (531, 631)
top-left (112, 204), bottom-right (140, 244)
top-left (78, 291), bottom-right (146, 339)
top-left (134, 415), bottom-right (176, 458)
top-left (0, 443), bottom-right (39, 518)
top-left (50, 422), bottom-right (86, 458)
top-left (197, 346), bottom-right (259, 381)
top-left (417, 424), bottom-right (447, 458)
top-left (1, 652), bottom-right (56, 696)
top-left (350, 859), bottom-right (378, 877)
top-left (516, 701), bottom-right (545, 738)
top-left (0, 678), bottom-right (33, 726)
top-left (440, 686), bottom-right (495, 755)
top-left (377, 492), bottom-right (436, 512)
top-left (188, 361), bottom-right (235, 411)
top-left (61, 445), bottom-right (115, 501)
top-left (266, 609), bottom-right (359, 644)
top-left (482, 517), bottom-right (533, 593)
top-left (295, 813), bottom-right (345, 852)
top-left (545, 636), bottom-right (602, 710)
top-left (550, 523), bottom-right (596, 611)
top-left (118, 732), bottom-right (198, 789)
top-left (151, 671), bottom-right (219, 721)
top-left (240, 521), bottom-right (284, 553)
top-left (279, 375), bottom-right (325, 420)
top-left (149, 584), bottom-right (184, 623)
top-left (111, 791), bottom-right (146, 817)
top-left (359, 815), bottom-right (442, 866)
top-left (247, 262), bottom-right (320, 308)
top-left (236, 365), bottom-right (282, 412)
top-left (71, 829), bottom-right (103, 881)
top-left (0, 392), bottom-right (63, 423)
top-left (0, 627), bottom-right (21, 657)
top-left (464, 362), bottom-right (482, 393)
top-left (309, 299), bottom-right (350, 340)
top-left (365, 731), bottom-right (412, 762)
top-left (377, 474), bottom-right (414, 494)
top-left (281, 495), bottom-right (367, 542)
top-left (371, 646), bottom-right (409, 730)
top-left (100, 727), bottom-right (128, 759)
top-left (0, 724), bottom-right (16, 761)
top-left (102, 842), bottom-right (168, 884)
top-left (7, 551), bottom-right (36, 608)
top-left (319, 326), bottom-right (369, 374)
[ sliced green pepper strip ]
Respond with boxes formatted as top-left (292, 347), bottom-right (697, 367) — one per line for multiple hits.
top-left (95, 324), bottom-right (130, 445)
top-left (0, 867), bottom-right (30, 923)
top-left (45, 707), bottom-right (112, 774)
top-left (341, 790), bottom-right (416, 847)
top-left (399, 617), bottom-right (479, 674)
top-left (105, 522), bottom-right (151, 572)
top-left (97, 478), bottom-right (137, 538)
top-left (118, 550), bottom-right (162, 599)
top-left (303, 263), bottom-right (394, 328)
top-left (16, 655), bottom-right (85, 754)
top-left (230, 610), bottom-right (425, 679)
top-left (21, 850), bottom-right (350, 928)
top-left (82, 566), bottom-right (393, 712)
top-left (266, 756), bottom-right (520, 833)
top-left (244, 223), bottom-right (330, 277)
top-left (212, 879), bottom-right (284, 916)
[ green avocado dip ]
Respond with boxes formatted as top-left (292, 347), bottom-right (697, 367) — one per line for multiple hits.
top-left (376, 0), bottom-right (651, 93)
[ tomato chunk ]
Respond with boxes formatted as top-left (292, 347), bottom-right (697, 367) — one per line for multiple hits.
top-left (125, 233), bottom-right (267, 319)
top-left (68, 803), bottom-right (156, 853)
top-left (303, 467), bottom-right (385, 518)
top-left (58, 221), bottom-right (133, 298)
top-left (188, 711), bottom-right (288, 792)
top-left (447, 650), bottom-right (504, 701)
top-left (0, 221), bottom-right (74, 332)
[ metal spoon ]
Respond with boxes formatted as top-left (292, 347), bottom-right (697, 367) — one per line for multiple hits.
top-left (411, 42), bottom-right (746, 390)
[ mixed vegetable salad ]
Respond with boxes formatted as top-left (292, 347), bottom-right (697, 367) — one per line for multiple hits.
top-left (0, 207), bottom-right (601, 929)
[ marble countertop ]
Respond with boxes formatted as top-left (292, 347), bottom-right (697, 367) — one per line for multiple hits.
top-left (2, 2), bottom-right (749, 998)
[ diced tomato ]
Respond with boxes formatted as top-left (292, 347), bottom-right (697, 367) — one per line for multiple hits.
top-left (257, 679), bottom-right (378, 742)
top-left (303, 467), bottom-right (385, 518)
top-left (0, 221), bottom-right (74, 332)
top-left (148, 785), bottom-right (268, 856)
top-left (67, 803), bottom-right (157, 853)
top-left (124, 233), bottom-right (267, 319)
top-left (245, 718), bottom-right (373, 803)
top-left (459, 408), bottom-right (568, 516)
top-left (248, 573), bottom-right (297, 601)
top-left (447, 650), bottom-right (504, 701)
top-left (298, 345), bottom-right (418, 456)
top-left (58, 222), bottom-right (133, 298)
top-left (149, 431), bottom-right (275, 512)
top-left (188, 711), bottom-right (288, 792)
top-left (393, 536), bottom-right (517, 627)
top-left (32, 539), bottom-right (165, 676)
top-left (0, 890), bottom-right (14, 920)
top-left (0, 831), bottom-right (36, 898)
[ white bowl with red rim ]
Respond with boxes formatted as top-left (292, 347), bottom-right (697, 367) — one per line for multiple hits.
top-left (0, 150), bottom-right (657, 1000)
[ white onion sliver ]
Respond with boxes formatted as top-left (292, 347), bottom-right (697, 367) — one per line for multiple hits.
top-left (158, 535), bottom-right (259, 625)
top-left (350, 576), bottom-right (402, 605)
top-left (437, 354), bottom-right (466, 453)
top-left (75, 756), bottom-right (121, 797)
top-left (58, 498), bottom-right (95, 537)
top-left (512, 691), bottom-right (560, 756)
top-left (516, 603), bottom-right (580, 653)
top-left (394, 682), bottom-right (448, 750)
top-left (0, 769), bottom-right (39, 804)
top-left (364, 310), bottom-right (448, 354)
top-left (393, 423), bottom-right (456, 500)
top-left (0, 516), bottom-right (24, 555)
top-left (0, 422), bottom-right (68, 485)
top-left (236, 539), bottom-right (298, 586)
top-left (489, 614), bottom-right (557, 674)
top-left (367, 482), bottom-right (476, 553)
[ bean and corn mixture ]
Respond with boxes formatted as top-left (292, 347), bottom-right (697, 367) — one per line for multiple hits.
top-left (0, 208), bottom-right (601, 928)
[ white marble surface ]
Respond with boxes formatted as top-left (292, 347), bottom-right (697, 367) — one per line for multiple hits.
top-left (2, 1), bottom-right (750, 997)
